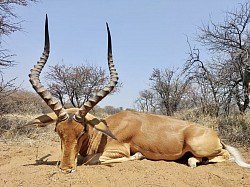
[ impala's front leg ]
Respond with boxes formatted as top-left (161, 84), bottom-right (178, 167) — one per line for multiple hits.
top-left (80, 151), bottom-right (145, 165)
top-left (99, 142), bottom-right (145, 164)
top-left (100, 152), bottom-right (145, 164)
top-left (188, 157), bottom-right (203, 168)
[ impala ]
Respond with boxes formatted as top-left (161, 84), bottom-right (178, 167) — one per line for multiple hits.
top-left (26, 15), bottom-right (250, 173)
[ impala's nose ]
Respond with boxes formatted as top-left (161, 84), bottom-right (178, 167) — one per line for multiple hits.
top-left (59, 166), bottom-right (75, 173)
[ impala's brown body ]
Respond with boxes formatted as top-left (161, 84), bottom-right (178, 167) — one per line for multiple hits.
top-left (27, 15), bottom-right (250, 173)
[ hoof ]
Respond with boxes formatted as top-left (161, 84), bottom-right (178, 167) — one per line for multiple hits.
top-left (133, 152), bottom-right (145, 160)
top-left (188, 157), bottom-right (197, 168)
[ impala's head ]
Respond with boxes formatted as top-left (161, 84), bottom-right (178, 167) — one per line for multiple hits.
top-left (27, 15), bottom-right (118, 173)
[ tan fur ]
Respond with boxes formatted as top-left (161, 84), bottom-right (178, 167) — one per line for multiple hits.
top-left (27, 108), bottom-right (249, 173)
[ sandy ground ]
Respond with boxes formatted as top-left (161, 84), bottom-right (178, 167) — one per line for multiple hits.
top-left (0, 140), bottom-right (249, 187)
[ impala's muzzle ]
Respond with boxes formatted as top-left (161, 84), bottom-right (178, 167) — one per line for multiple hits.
top-left (59, 165), bottom-right (76, 173)
top-left (58, 158), bottom-right (77, 173)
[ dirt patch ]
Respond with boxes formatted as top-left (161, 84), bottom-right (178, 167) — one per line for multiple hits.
top-left (0, 140), bottom-right (249, 187)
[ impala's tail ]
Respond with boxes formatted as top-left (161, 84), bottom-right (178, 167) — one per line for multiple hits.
top-left (223, 144), bottom-right (250, 168)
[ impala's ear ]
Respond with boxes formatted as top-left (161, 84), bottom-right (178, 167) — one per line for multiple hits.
top-left (23, 112), bottom-right (58, 128)
top-left (85, 113), bottom-right (117, 140)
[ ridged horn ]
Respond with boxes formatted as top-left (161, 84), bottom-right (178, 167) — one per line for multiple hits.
top-left (29, 14), bottom-right (68, 121)
top-left (76, 23), bottom-right (119, 118)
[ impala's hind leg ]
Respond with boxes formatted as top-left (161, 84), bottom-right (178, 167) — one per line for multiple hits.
top-left (207, 149), bottom-right (231, 163)
top-left (188, 149), bottom-right (230, 168)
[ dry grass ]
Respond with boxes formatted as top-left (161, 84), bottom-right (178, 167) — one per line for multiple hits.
top-left (0, 113), bottom-right (60, 144)
top-left (175, 108), bottom-right (219, 129)
top-left (1, 110), bottom-right (250, 148)
top-left (218, 114), bottom-right (250, 147)
top-left (175, 109), bottom-right (250, 148)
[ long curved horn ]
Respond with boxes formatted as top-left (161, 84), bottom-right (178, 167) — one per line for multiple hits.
top-left (76, 23), bottom-right (119, 118)
top-left (29, 14), bottom-right (68, 121)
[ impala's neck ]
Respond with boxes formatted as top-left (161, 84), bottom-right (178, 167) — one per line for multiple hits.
top-left (79, 126), bottom-right (107, 156)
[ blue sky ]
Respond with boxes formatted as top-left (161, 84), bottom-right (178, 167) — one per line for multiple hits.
top-left (2, 0), bottom-right (246, 109)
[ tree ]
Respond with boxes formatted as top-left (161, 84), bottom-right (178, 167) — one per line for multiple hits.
top-left (184, 2), bottom-right (250, 115)
top-left (0, 0), bottom-right (37, 68)
top-left (0, 0), bottom-right (37, 116)
top-left (184, 45), bottom-right (225, 116)
top-left (135, 89), bottom-right (157, 113)
top-left (198, 2), bottom-right (250, 53)
top-left (135, 68), bottom-right (189, 116)
top-left (46, 63), bottom-right (121, 108)
top-left (150, 68), bottom-right (190, 115)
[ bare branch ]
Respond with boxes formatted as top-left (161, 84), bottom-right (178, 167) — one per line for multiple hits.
top-left (45, 63), bottom-right (121, 108)
top-left (0, 0), bottom-right (37, 67)
top-left (197, 2), bottom-right (250, 53)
